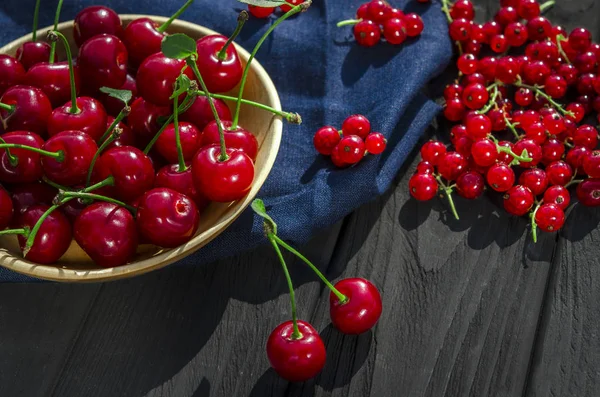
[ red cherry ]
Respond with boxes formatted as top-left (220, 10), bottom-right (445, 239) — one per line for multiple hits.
top-left (486, 162), bottom-right (515, 192)
top-left (534, 203), bottom-right (565, 232)
top-left (543, 185), bottom-right (570, 210)
top-left (420, 140), bottom-right (447, 165)
top-left (0, 55), bottom-right (25, 96)
top-left (366, 0), bottom-right (391, 23)
top-left (16, 204), bottom-right (72, 264)
top-left (0, 131), bottom-right (45, 184)
top-left (341, 114), bottom-right (370, 139)
top-left (513, 139), bottom-right (542, 168)
top-left (519, 168), bottom-right (548, 196)
top-left (404, 14), bottom-right (424, 37)
top-left (195, 35), bottom-right (243, 93)
top-left (0, 85), bottom-right (52, 135)
top-left (97, 73), bottom-right (137, 117)
top-left (353, 20), bottom-right (381, 47)
top-left (103, 116), bottom-right (136, 149)
top-left (330, 278), bottom-right (382, 334)
top-left (74, 202), bottom-right (138, 268)
top-left (314, 126), bottom-right (341, 156)
top-left (42, 130), bottom-right (98, 186)
top-left (192, 145), bottom-right (254, 202)
top-left (546, 161), bottom-right (573, 186)
top-left (15, 42), bottom-right (51, 71)
top-left (156, 122), bottom-right (203, 163)
top-left (180, 96), bottom-right (232, 131)
top-left (267, 320), bottom-right (326, 382)
top-left (456, 171), bottom-right (485, 199)
top-left (127, 97), bottom-right (171, 145)
top-left (470, 138), bottom-right (498, 167)
top-left (383, 18), bottom-right (407, 45)
top-left (47, 97), bottom-right (108, 141)
top-left (409, 172), bottom-right (438, 200)
top-left (438, 152), bottom-right (468, 181)
top-left (78, 34), bottom-right (128, 93)
top-left (74, 6), bottom-right (123, 47)
top-left (122, 18), bottom-right (164, 68)
top-left (136, 54), bottom-right (195, 107)
top-left (365, 132), bottom-right (386, 155)
top-left (583, 150), bottom-right (600, 178)
top-left (248, 5), bottom-right (274, 18)
top-left (25, 61), bottom-right (80, 108)
top-left (10, 183), bottom-right (57, 215)
top-left (503, 185), bottom-right (534, 216)
top-left (0, 187), bottom-right (13, 229)
top-left (61, 196), bottom-right (89, 224)
top-left (202, 121), bottom-right (258, 162)
top-left (280, 0), bottom-right (302, 12)
top-left (155, 164), bottom-right (208, 210)
top-left (136, 188), bottom-right (199, 248)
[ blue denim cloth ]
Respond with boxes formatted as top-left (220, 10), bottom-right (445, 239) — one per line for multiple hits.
top-left (0, 0), bottom-right (451, 282)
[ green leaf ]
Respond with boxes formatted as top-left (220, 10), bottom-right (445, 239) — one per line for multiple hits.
top-left (99, 87), bottom-right (132, 105)
top-left (170, 74), bottom-right (192, 99)
top-left (251, 199), bottom-right (277, 235)
top-left (161, 33), bottom-right (197, 59)
top-left (238, 0), bottom-right (286, 6)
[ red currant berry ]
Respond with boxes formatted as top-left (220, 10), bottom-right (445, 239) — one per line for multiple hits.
top-left (449, 18), bottom-right (473, 41)
top-left (577, 73), bottom-right (597, 95)
top-left (470, 138), bottom-right (498, 167)
top-left (574, 51), bottom-right (598, 74)
top-left (558, 63), bottom-right (578, 85)
top-left (487, 163), bottom-right (515, 192)
top-left (461, 72), bottom-right (486, 86)
top-left (478, 57), bottom-right (497, 81)
top-left (450, 124), bottom-right (467, 143)
top-left (416, 161), bottom-right (434, 174)
top-left (524, 122), bottom-right (547, 145)
top-left (495, 7), bottom-right (518, 26)
top-left (544, 75), bottom-right (567, 98)
top-left (535, 203), bottom-right (565, 232)
top-left (444, 97), bottom-right (466, 121)
top-left (404, 13), bottom-right (424, 37)
top-left (503, 185), bottom-right (534, 216)
top-left (456, 171), bottom-right (485, 199)
top-left (569, 27), bottom-right (592, 51)
top-left (444, 83), bottom-right (463, 99)
top-left (527, 16), bottom-right (552, 41)
top-left (577, 179), bottom-right (600, 206)
top-left (566, 146), bottom-right (589, 175)
top-left (522, 60), bottom-right (551, 85)
top-left (496, 56), bottom-right (519, 84)
top-left (342, 114), bottom-right (370, 139)
top-left (383, 18), bottom-right (408, 45)
top-left (438, 152), bottom-right (468, 181)
top-left (314, 126), bottom-right (341, 155)
top-left (337, 135), bottom-right (366, 164)
top-left (565, 102), bottom-right (585, 123)
top-left (519, 168), bottom-right (548, 196)
top-left (505, 22), bottom-right (528, 46)
top-left (409, 173), bottom-right (438, 201)
top-left (483, 21), bottom-right (502, 42)
top-left (471, 24), bottom-right (487, 43)
top-left (517, 0), bottom-right (540, 20)
top-left (513, 139), bottom-right (542, 168)
top-left (490, 34), bottom-right (508, 53)
top-left (367, 0), bottom-right (391, 23)
top-left (573, 125), bottom-right (598, 149)
top-left (543, 185), bottom-right (570, 210)
top-left (451, 0), bottom-right (475, 20)
top-left (462, 83), bottom-right (489, 110)
top-left (583, 150), bottom-right (600, 178)
top-left (365, 133), bottom-right (386, 154)
top-left (541, 138), bottom-right (565, 165)
top-left (354, 20), bottom-right (381, 47)
top-left (515, 87), bottom-right (534, 106)
top-left (546, 160), bottom-right (574, 186)
top-left (465, 113), bottom-right (492, 140)
top-left (457, 53), bottom-right (478, 75)
top-left (542, 113), bottom-right (565, 135)
top-left (420, 141), bottom-right (447, 165)
top-left (357, 3), bottom-right (370, 19)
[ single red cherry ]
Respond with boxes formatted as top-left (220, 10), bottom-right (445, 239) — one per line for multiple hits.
top-left (456, 171), bottom-right (485, 199)
top-left (337, 135), bottom-right (366, 164)
top-left (156, 122), bottom-right (203, 164)
top-left (504, 185), bottom-right (534, 216)
top-left (202, 121), bottom-right (258, 162)
top-left (486, 163), bottom-right (515, 192)
top-left (15, 42), bottom-right (51, 71)
top-left (74, 202), bottom-right (138, 267)
top-left (155, 164), bottom-right (208, 210)
top-left (409, 172), bottom-right (438, 201)
top-left (78, 34), bottom-right (128, 93)
top-left (0, 131), bottom-right (45, 184)
top-left (136, 54), bottom-right (195, 107)
top-left (180, 96), bottom-right (232, 131)
top-left (74, 6), bottom-right (123, 47)
top-left (280, 0), bottom-right (302, 13)
top-left (16, 204), bottom-right (72, 264)
top-left (543, 185), bottom-right (570, 210)
top-left (420, 140), bottom-right (447, 165)
top-left (195, 35), bottom-right (243, 93)
top-left (0, 55), bottom-right (25, 96)
top-left (330, 278), bottom-right (382, 334)
top-left (136, 187), bottom-right (199, 248)
top-left (0, 85), bottom-right (52, 135)
top-left (61, 196), bottom-right (89, 224)
top-left (10, 183), bottom-right (57, 215)
top-left (365, 133), bottom-right (386, 155)
top-left (535, 203), bottom-right (565, 232)
top-left (127, 97), bottom-right (171, 145)
top-left (0, 187), bottom-right (14, 229)
top-left (248, 5), bottom-right (274, 18)
top-left (546, 161), bottom-right (573, 186)
top-left (47, 97), bottom-right (108, 141)
top-left (122, 18), bottom-right (164, 68)
top-left (342, 114), bottom-right (370, 139)
top-left (354, 20), bottom-right (381, 47)
top-left (519, 168), bottom-right (548, 196)
top-left (42, 130), bottom-right (99, 186)
top-left (314, 126), bottom-right (341, 156)
top-left (24, 61), bottom-right (80, 108)
top-left (266, 320), bottom-right (326, 382)
top-left (98, 73), bottom-right (137, 117)
top-left (191, 145), bottom-right (254, 202)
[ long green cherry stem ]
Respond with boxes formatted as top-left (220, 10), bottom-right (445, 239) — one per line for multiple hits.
top-left (32, 0), bottom-right (41, 41)
top-left (173, 90), bottom-right (187, 172)
top-left (268, 234), bottom-right (302, 340)
top-left (49, 31), bottom-right (79, 114)
top-left (231, 1), bottom-right (311, 129)
top-left (48, 0), bottom-right (64, 64)
top-left (186, 57), bottom-right (228, 161)
top-left (0, 137), bottom-right (18, 167)
top-left (143, 92), bottom-right (195, 154)
top-left (85, 128), bottom-right (121, 187)
top-left (62, 191), bottom-right (137, 213)
top-left (157, 0), bottom-right (194, 33)
top-left (217, 11), bottom-right (248, 61)
top-left (42, 176), bottom-right (71, 191)
top-left (0, 228), bottom-right (28, 236)
top-left (0, 144), bottom-right (64, 161)
top-left (0, 103), bottom-right (15, 113)
top-left (99, 106), bottom-right (130, 143)
top-left (272, 235), bottom-right (348, 304)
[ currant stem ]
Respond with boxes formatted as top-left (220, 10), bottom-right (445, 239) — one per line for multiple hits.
top-left (157, 0), bottom-right (194, 33)
top-left (336, 19), bottom-right (362, 28)
top-left (186, 57), bottom-right (228, 162)
top-left (503, 114), bottom-right (521, 139)
top-left (530, 201), bottom-right (543, 243)
top-left (514, 77), bottom-right (574, 117)
top-left (477, 84), bottom-right (499, 115)
top-left (49, 31), bottom-right (80, 114)
top-left (555, 34), bottom-right (572, 65)
top-left (23, 203), bottom-right (60, 257)
top-left (48, 0), bottom-right (64, 64)
top-left (440, 0), bottom-right (453, 23)
top-left (231, 1), bottom-right (311, 129)
top-left (32, 0), bottom-right (41, 41)
top-left (565, 178), bottom-right (584, 188)
top-left (435, 175), bottom-right (460, 220)
top-left (272, 234), bottom-right (348, 304)
top-left (173, 89), bottom-right (187, 173)
top-left (0, 137), bottom-right (18, 167)
top-left (0, 144), bottom-right (63, 161)
top-left (496, 144), bottom-right (533, 162)
top-left (143, 93), bottom-right (195, 154)
top-left (217, 11), bottom-right (248, 61)
top-left (85, 129), bottom-right (121, 188)
top-left (62, 191), bottom-right (137, 213)
top-left (540, 0), bottom-right (555, 13)
top-left (268, 234), bottom-right (302, 340)
top-left (0, 228), bottom-right (27, 236)
top-left (0, 102), bottom-right (15, 113)
top-left (99, 106), bottom-right (130, 143)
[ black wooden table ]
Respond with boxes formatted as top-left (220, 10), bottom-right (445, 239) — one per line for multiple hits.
top-left (2, 1), bottom-right (600, 396)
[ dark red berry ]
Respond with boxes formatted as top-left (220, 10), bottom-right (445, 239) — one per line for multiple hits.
top-left (314, 126), bottom-right (341, 156)
top-left (451, 0), bottom-right (475, 20)
top-left (486, 162), bottom-right (515, 192)
top-left (503, 185), bottom-right (534, 216)
top-left (546, 161), bottom-right (573, 186)
top-left (569, 28), bottom-right (592, 51)
top-left (438, 152), bottom-right (468, 181)
top-left (409, 173), bottom-right (438, 201)
top-left (471, 138), bottom-right (498, 167)
top-left (519, 168), bottom-right (548, 196)
top-left (513, 139), bottom-right (542, 168)
top-left (74, 6), bottom-right (123, 47)
top-left (420, 140), bottom-right (447, 165)
top-left (456, 171), bottom-right (484, 199)
top-left (404, 13), bottom-right (424, 37)
top-left (465, 113), bottom-right (492, 140)
top-left (330, 278), bottom-right (382, 334)
top-left (0, 55), bottom-right (25, 96)
top-left (248, 5), bottom-right (274, 18)
top-left (583, 150), bottom-right (600, 178)
top-left (16, 205), bottom-right (72, 264)
top-left (354, 20), bottom-right (381, 47)
top-left (341, 114), bottom-right (370, 139)
top-left (449, 18), bottom-right (473, 41)
top-left (566, 146), bottom-right (589, 174)
top-left (365, 133), bottom-right (386, 154)
top-left (543, 185), bottom-right (570, 210)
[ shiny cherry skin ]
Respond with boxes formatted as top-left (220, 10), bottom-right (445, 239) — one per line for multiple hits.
top-left (74, 202), bottom-right (138, 268)
top-left (98, 73), bottom-right (137, 117)
top-left (0, 131), bottom-right (45, 183)
top-left (15, 41), bottom-right (51, 71)
top-left (0, 55), bottom-right (25, 96)
top-left (78, 34), bottom-right (128, 93)
top-left (248, 5), bottom-right (274, 18)
top-left (0, 85), bottom-right (52, 135)
top-left (10, 182), bottom-right (57, 215)
top-left (61, 196), bottom-right (89, 224)
top-left (103, 116), bottom-right (136, 149)
top-left (266, 320), bottom-right (326, 383)
top-left (180, 96), bottom-right (232, 131)
top-left (136, 187), bottom-right (199, 248)
top-left (122, 18), bottom-right (164, 68)
top-left (576, 178), bottom-right (600, 207)
top-left (47, 97), bottom-right (108, 141)
top-left (93, 146), bottom-right (155, 202)
top-left (330, 278), bottom-right (382, 335)
top-left (24, 61), bottom-right (80, 107)
top-left (191, 145), bottom-right (254, 202)
top-left (16, 204), bottom-right (72, 264)
top-left (127, 97), bottom-right (171, 145)
top-left (74, 6), bottom-right (123, 47)
top-left (156, 122), bottom-right (203, 163)
top-left (155, 164), bottom-right (208, 210)
top-left (202, 121), bottom-right (258, 162)
top-left (0, 187), bottom-right (14, 229)
top-left (280, 0), bottom-right (303, 13)
top-left (195, 35), bottom-right (243, 93)
top-left (136, 54), bottom-right (196, 107)
top-left (42, 130), bottom-right (99, 186)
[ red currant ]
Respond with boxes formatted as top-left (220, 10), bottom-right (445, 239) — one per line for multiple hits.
top-left (383, 18), bottom-right (408, 45)
top-left (503, 185), bottom-right (534, 216)
top-left (465, 113), bottom-right (492, 140)
top-left (462, 83), bottom-right (489, 110)
top-left (513, 139), bottom-right (542, 168)
top-left (583, 150), bottom-right (600, 178)
top-left (519, 168), bottom-right (548, 196)
top-left (404, 14), bottom-right (424, 37)
top-left (314, 126), bottom-right (341, 155)
top-left (337, 135), bottom-right (366, 164)
top-left (409, 173), bottom-right (438, 201)
top-left (546, 160), bottom-right (574, 186)
top-left (342, 114), bottom-right (370, 139)
top-left (471, 138), bottom-right (498, 167)
top-left (365, 133), bottom-right (386, 154)
top-left (535, 203), bottom-right (565, 232)
top-left (577, 179), bottom-right (600, 206)
top-left (438, 152), bottom-right (468, 181)
top-left (420, 140), bottom-right (447, 165)
top-left (486, 163), bottom-right (515, 192)
top-left (569, 27), bottom-right (592, 51)
top-left (543, 185), bottom-right (570, 210)
top-left (354, 20), bottom-right (381, 47)
top-left (456, 171), bottom-right (484, 199)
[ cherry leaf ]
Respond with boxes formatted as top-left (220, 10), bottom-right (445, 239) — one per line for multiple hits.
top-left (251, 199), bottom-right (278, 235)
top-left (238, 0), bottom-right (286, 6)
top-left (99, 87), bottom-right (132, 105)
top-left (161, 33), bottom-right (197, 60)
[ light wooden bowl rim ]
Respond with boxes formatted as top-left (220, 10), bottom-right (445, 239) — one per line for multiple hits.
top-left (0, 15), bottom-right (282, 282)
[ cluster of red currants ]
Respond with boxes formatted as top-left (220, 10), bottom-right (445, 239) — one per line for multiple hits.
top-left (0, 0), bottom-right (308, 267)
top-left (410, 0), bottom-right (600, 241)
top-left (252, 199), bottom-right (382, 382)
top-left (337, 0), bottom-right (425, 47)
top-left (313, 114), bottom-right (387, 167)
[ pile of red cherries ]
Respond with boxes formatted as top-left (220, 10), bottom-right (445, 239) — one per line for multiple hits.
top-left (337, 0), bottom-right (425, 47)
top-left (410, 0), bottom-right (600, 242)
top-left (313, 114), bottom-right (387, 167)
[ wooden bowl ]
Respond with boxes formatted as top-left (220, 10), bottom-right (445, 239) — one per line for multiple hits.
top-left (0, 15), bottom-right (282, 282)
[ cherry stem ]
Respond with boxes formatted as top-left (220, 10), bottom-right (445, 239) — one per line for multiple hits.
top-left (186, 57), bottom-right (228, 162)
top-left (540, 0), bottom-right (555, 13)
top-left (0, 228), bottom-right (28, 236)
top-left (336, 19), bottom-right (362, 28)
top-left (157, 0), bottom-right (194, 33)
top-left (268, 234), bottom-right (302, 340)
top-left (49, 31), bottom-right (80, 114)
top-left (514, 77), bottom-right (574, 118)
top-left (144, 92), bottom-right (195, 155)
top-left (0, 102), bottom-right (15, 113)
top-left (0, 137), bottom-right (18, 167)
top-left (193, 90), bottom-right (302, 124)
top-left (0, 143), bottom-right (64, 161)
top-left (231, 1), bottom-right (311, 129)
top-left (272, 234), bottom-right (348, 304)
top-left (99, 106), bottom-right (130, 143)
top-left (435, 174), bottom-right (460, 220)
top-left (62, 191), bottom-right (136, 213)
top-left (42, 176), bottom-right (70, 191)
top-left (555, 34), bottom-right (572, 65)
top-left (503, 114), bottom-right (521, 140)
top-left (217, 11), bottom-right (248, 61)
top-left (173, 88), bottom-right (187, 173)
top-left (477, 84), bottom-right (499, 115)
top-left (441, 0), bottom-right (453, 24)
top-left (48, 0), bottom-right (64, 64)
top-left (85, 128), bottom-right (121, 188)
top-left (32, 0), bottom-right (41, 41)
